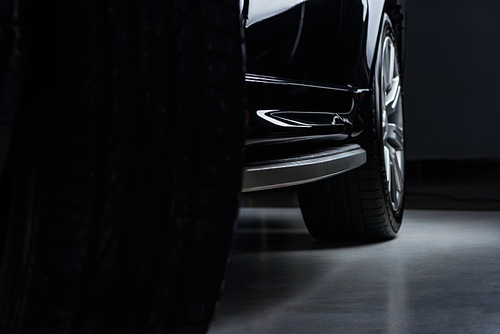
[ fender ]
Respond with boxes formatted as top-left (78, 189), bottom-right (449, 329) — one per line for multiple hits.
top-left (244, 0), bottom-right (343, 85)
top-left (365, 0), bottom-right (386, 85)
top-left (242, 0), bottom-right (405, 139)
top-left (243, 0), bottom-right (405, 88)
top-left (366, 0), bottom-right (406, 84)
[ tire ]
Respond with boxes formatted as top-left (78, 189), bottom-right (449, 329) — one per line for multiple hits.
top-left (297, 14), bottom-right (405, 242)
top-left (0, 1), bottom-right (245, 333)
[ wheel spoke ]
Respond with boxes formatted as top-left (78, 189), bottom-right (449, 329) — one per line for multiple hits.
top-left (388, 41), bottom-right (395, 85)
top-left (384, 76), bottom-right (400, 109)
top-left (384, 145), bottom-right (391, 190)
top-left (383, 42), bottom-right (394, 92)
top-left (391, 152), bottom-right (403, 193)
top-left (383, 123), bottom-right (404, 210)
top-left (386, 123), bottom-right (404, 150)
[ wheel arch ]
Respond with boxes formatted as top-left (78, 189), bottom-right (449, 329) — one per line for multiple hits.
top-left (366, 0), bottom-right (406, 83)
top-left (339, 0), bottom-right (404, 89)
top-left (383, 0), bottom-right (406, 78)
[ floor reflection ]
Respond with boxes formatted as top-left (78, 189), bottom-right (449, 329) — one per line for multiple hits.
top-left (208, 208), bottom-right (500, 334)
top-left (233, 208), bottom-right (373, 252)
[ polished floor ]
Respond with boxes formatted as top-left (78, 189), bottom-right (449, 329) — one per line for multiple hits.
top-left (208, 208), bottom-right (500, 334)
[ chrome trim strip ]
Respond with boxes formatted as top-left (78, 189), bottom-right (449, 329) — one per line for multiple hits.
top-left (256, 110), bottom-right (312, 128)
top-left (245, 73), bottom-right (370, 94)
top-left (255, 110), bottom-right (352, 129)
top-left (242, 144), bottom-right (366, 192)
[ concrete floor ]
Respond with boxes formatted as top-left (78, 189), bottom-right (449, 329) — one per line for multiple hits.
top-left (208, 208), bottom-right (500, 334)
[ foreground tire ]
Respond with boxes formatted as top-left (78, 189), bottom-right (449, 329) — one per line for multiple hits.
top-left (297, 14), bottom-right (404, 242)
top-left (0, 1), bottom-right (245, 333)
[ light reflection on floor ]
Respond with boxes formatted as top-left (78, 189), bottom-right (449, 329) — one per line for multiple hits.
top-left (208, 208), bottom-right (500, 334)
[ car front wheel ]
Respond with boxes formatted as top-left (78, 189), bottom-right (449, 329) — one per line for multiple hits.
top-left (297, 13), bottom-right (405, 242)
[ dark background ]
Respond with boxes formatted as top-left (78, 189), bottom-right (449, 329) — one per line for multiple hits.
top-left (402, 0), bottom-right (500, 210)
top-left (404, 0), bottom-right (500, 161)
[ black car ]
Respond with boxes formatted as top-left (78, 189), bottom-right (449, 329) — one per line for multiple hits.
top-left (242, 0), bottom-right (406, 241)
top-left (0, 0), bottom-right (405, 333)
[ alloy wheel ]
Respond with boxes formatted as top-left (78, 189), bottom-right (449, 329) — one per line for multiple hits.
top-left (380, 35), bottom-right (404, 212)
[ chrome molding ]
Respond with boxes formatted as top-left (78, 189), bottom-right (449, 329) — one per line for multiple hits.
top-left (256, 110), bottom-right (311, 128)
top-left (255, 110), bottom-right (353, 129)
top-left (242, 144), bottom-right (366, 192)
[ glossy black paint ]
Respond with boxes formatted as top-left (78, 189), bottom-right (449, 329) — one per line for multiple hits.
top-left (243, 0), bottom-right (406, 144)
top-left (245, 0), bottom-right (344, 85)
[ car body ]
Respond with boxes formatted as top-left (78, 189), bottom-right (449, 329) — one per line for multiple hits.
top-left (241, 0), bottom-right (407, 241)
top-left (242, 0), bottom-right (405, 139)
top-left (241, 0), bottom-right (406, 190)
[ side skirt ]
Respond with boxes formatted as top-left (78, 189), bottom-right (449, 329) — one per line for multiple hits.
top-left (242, 143), bottom-right (366, 192)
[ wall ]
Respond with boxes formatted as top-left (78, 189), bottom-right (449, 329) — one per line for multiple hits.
top-left (404, 0), bottom-right (500, 160)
